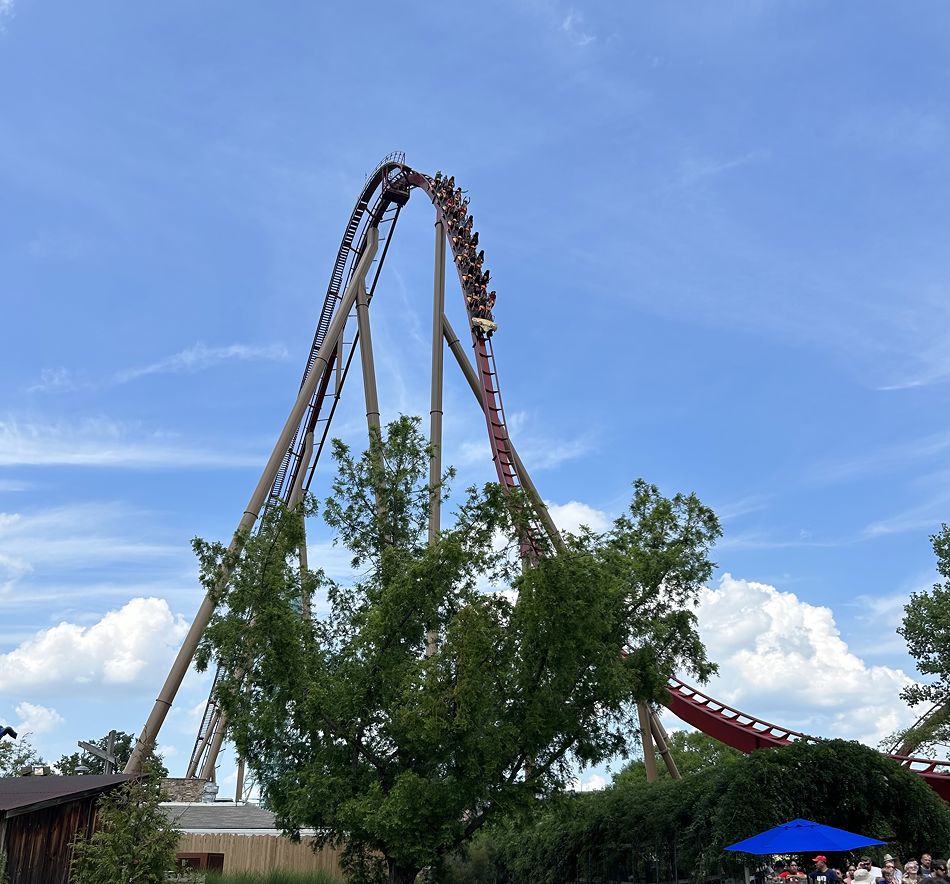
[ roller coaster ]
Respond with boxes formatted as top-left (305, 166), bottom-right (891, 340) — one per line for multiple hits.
top-left (125, 154), bottom-right (950, 803)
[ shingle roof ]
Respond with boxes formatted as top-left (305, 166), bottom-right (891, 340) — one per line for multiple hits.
top-left (160, 802), bottom-right (283, 833)
top-left (0, 775), bottom-right (132, 814)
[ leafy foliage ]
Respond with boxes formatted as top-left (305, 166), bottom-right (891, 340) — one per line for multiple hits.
top-left (0, 732), bottom-right (43, 777)
top-left (57, 729), bottom-right (168, 777)
top-left (897, 524), bottom-right (950, 753)
top-left (70, 767), bottom-right (181, 884)
top-left (196, 416), bottom-right (720, 883)
top-left (473, 739), bottom-right (950, 884)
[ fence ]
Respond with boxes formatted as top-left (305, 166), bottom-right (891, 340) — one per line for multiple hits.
top-left (176, 833), bottom-right (344, 876)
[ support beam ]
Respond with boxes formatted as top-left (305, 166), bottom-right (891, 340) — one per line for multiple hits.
top-left (649, 710), bottom-right (681, 779)
top-left (426, 221), bottom-right (447, 657)
top-left (637, 701), bottom-right (658, 783)
top-left (235, 757), bottom-right (246, 803)
top-left (355, 269), bottom-right (382, 439)
top-left (199, 719), bottom-right (226, 781)
top-left (126, 227), bottom-right (380, 775)
top-left (440, 314), bottom-right (563, 551)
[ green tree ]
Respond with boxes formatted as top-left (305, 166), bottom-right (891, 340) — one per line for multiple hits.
top-left (57, 730), bottom-right (168, 777)
top-left (690, 739), bottom-right (950, 864)
top-left (897, 524), bottom-right (950, 753)
top-left (612, 729), bottom-right (741, 785)
top-left (0, 732), bottom-right (43, 776)
top-left (485, 739), bottom-right (950, 884)
top-left (70, 768), bottom-right (181, 884)
top-left (196, 416), bottom-right (721, 884)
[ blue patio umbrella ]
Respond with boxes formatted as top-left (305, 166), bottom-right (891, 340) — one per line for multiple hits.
top-left (725, 819), bottom-right (885, 854)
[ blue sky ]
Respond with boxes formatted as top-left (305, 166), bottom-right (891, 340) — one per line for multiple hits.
top-left (0, 1), bottom-right (947, 788)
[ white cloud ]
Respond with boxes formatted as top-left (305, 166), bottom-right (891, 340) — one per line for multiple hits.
top-left (560, 9), bottom-right (595, 46)
top-left (114, 342), bottom-right (290, 384)
top-left (26, 368), bottom-right (79, 394)
top-left (692, 574), bottom-right (917, 747)
top-left (568, 770), bottom-right (608, 792)
top-left (546, 500), bottom-right (610, 534)
top-left (0, 597), bottom-right (189, 695)
top-left (0, 417), bottom-right (263, 468)
top-left (25, 342), bottom-right (289, 394)
top-left (0, 502), bottom-right (182, 594)
top-left (15, 701), bottom-right (64, 734)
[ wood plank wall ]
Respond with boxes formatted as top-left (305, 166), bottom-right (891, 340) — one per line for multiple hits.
top-left (177, 833), bottom-right (345, 877)
top-left (3, 797), bottom-right (98, 884)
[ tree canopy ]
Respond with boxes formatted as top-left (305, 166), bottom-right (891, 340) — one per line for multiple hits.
top-left (196, 416), bottom-right (721, 884)
top-left (0, 732), bottom-right (43, 777)
top-left (463, 739), bottom-right (950, 884)
top-left (897, 524), bottom-right (950, 753)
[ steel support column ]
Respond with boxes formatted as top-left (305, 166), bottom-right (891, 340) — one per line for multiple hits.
top-left (126, 227), bottom-right (380, 775)
top-left (649, 710), bottom-right (680, 779)
top-left (426, 221), bottom-right (447, 657)
top-left (637, 701), bottom-right (658, 783)
top-left (355, 266), bottom-right (382, 440)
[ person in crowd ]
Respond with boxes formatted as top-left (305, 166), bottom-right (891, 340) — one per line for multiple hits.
top-left (781, 863), bottom-right (806, 881)
top-left (932, 862), bottom-right (947, 880)
top-left (853, 870), bottom-right (872, 884)
top-left (905, 861), bottom-right (921, 884)
top-left (859, 858), bottom-right (883, 882)
top-left (812, 856), bottom-right (840, 884)
top-left (921, 857), bottom-right (935, 877)
top-left (846, 865), bottom-right (858, 881)
top-left (883, 857), bottom-right (903, 883)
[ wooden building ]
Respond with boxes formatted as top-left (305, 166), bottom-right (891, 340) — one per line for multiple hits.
top-left (0, 774), bottom-right (130, 884)
top-left (161, 801), bottom-right (344, 878)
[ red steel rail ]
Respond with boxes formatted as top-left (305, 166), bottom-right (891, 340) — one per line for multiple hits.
top-left (666, 677), bottom-right (950, 801)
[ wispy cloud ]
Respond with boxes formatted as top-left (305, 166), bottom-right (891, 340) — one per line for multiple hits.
top-left (0, 0), bottom-right (13, 30)
top-left (26, 368), bottom-right (80, 394)
top-left (0, 417), bottom-right (263, 468)
top-left (676, 150), bottom-right (769, 187)
top-left (859, 494), bottom-right (948, 540)
top-left (453, 420), bottom-right (594, 473)
top-left (0, 502), bottom-right (182, 593)
top-left (26, 341), bottom-right (290, 393)
top-left (714, 493), bottom-right (769, 522)
top-left (560, 9), bottom-right (595, 47)
top-left (114, 342), bottom-right (290, 384)
top-left (808, 433), bottom-right (948, 486)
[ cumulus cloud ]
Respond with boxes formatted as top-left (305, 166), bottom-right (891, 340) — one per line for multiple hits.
top-left (693, 574), bottom-right (917, 747)
top-left (546, 500), bottom-right (610, 534)
top-left (15, 701), bottom-right (64, 734)
top-left (0, 597), bottom-right (189, 695)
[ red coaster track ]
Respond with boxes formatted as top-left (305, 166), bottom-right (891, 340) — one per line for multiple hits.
top-left (666, 677), bottom-right (950, 801)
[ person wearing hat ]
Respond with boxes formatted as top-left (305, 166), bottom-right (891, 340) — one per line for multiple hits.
top-left (813, 856), bottom-right (840, 884)
top-left (854, 871), bottom-right (873, 884)
top-left (883, 857), bottom-right (903, 884)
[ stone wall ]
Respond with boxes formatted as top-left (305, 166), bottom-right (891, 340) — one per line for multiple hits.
top-left (161, 777), bottom-right (211, 802)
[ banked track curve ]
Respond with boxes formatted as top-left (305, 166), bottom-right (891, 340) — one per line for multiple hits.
top-left (667, 677), bottom-right (950, 801)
